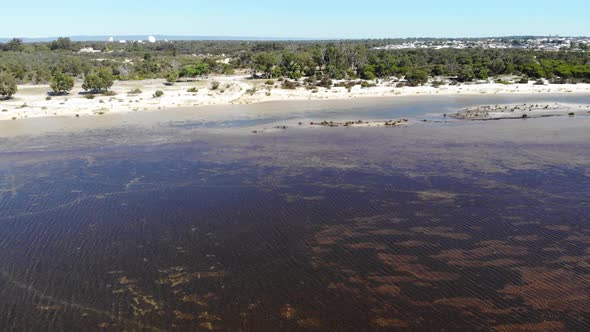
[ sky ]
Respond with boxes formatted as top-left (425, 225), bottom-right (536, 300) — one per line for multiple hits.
top-left (2, 0), bottom-right (589, 39)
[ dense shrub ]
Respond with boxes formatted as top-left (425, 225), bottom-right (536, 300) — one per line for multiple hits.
top-left (0, 72), bottom-right (18, 99)
top-left (405, 69), bottom-right (429, 86)
top-left (281, 80), bottom-right (300, 89)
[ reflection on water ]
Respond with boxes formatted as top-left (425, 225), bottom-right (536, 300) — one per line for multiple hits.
top-left (1, 98), bottom-right (590, 331)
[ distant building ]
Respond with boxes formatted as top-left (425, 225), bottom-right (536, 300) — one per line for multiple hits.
top-left (78, 47), bottom-right (101, 53)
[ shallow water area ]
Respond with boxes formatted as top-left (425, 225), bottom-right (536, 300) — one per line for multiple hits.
top-left (0, 96), bottom-right (589, 331)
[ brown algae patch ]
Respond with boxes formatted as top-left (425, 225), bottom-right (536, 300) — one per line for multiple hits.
top-left (279, 304), bottom-right (297, 319)
top-left (433, 297), bottom-right (515, 315)
top-left (500, 267), bottom-right (590, 312)
top-left (432, 241), bottom-right (528, 267)
top-left (157, 266), bottom-right (226, 287)
top-left (113, 275), bottom-right (162, 317)
top-left (410, 227), bottom-right (472, 240)
top-left (371, 317), bottom-right (408, 328)
top-left (493, 321), bottom-right (566, 332)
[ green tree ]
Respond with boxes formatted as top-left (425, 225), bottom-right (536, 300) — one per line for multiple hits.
top-left (252, 52), bottom-right (278, 78)
top-left (49, 37), bottom-right (73, 51)
top-left (50, 71), bottom-right (75, 95)
top-left (98, 67), bottom-right (114, 91)
top-left (3, 38), bottom-right (23, 52)
top-left (0, 72), bottom-right (18, 99)
top-left (457, 66), bottom-right (476, 82)
top-left (179, 63), bottom-right (210, 78)
top-left (280, 51), bottom-right (303, 79)
top-left (361, 65), bottom-right (377, 80)
top-left (405, 69), bottom-right (429, 86)
top-left (166, 71), bottom-right (179, 84)
top-left (82, 73), bottom-right (102, 92)
top-left (476, 67), bottom-right (488, 80)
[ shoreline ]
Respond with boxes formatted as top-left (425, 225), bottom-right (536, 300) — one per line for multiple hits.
top-left (2, 75), bottom-right (590, 122)
top-left (453, 103), bottom-right (590, 120)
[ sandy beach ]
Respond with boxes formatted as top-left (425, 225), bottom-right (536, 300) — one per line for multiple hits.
top-left (2, 75), bottom-right (590, 121)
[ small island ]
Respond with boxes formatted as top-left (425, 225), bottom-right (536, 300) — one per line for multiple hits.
top-left (452, 103), bottom-right (590, 120)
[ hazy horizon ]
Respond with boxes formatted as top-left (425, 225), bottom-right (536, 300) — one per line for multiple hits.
top-left (2, 34), bottom-right (590, 44)
top-left (2, 0), bottom-right (589, 39)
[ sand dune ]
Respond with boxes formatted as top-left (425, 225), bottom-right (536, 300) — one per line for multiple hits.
top-left (2, 75), bottom-right (590, 121)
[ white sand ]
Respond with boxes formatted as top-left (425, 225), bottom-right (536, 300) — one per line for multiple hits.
top-left (2, 75), bottom-right (590, 121)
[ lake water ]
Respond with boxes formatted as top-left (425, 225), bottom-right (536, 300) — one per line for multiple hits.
top-left (1, 95), bottom-right (589, 331)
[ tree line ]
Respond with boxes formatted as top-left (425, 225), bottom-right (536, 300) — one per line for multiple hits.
top-left (1, 38), bottom-right (590, 99)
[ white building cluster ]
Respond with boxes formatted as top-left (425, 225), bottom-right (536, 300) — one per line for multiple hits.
top-left (105, 36), bottom-right (158, 44)
top-left (374, 37), bottom-right (590, 51)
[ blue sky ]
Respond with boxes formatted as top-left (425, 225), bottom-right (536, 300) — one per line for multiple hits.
top-left (2, 0), bottom-right (589, 38)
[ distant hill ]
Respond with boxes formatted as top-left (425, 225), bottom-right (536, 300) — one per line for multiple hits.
top-left (0, 35), bottom-right (315, 43)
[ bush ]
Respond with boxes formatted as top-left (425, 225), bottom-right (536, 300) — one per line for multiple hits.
top-left (128, 89), bottom-right (142, 94)
top-left (432, 80), bottom-right (445, 88)
top-left (187, 87), bottom-right (198, 93)
top-left (405, 69), bottom-right (429, 86)
top-left (281, 80), bottom-right (299, 89)
top-left (166, 71), bottom-right (179, 85)
top-left (153, 90), bottom-right (164, 98)
top-left (103, 90), bottom-right (116, 96)
top-left (245, 88), bottom-right (257, 95)
top-left (361, 81), bottom-right (376, 88)
top-left (550, 77), bottom-right (568, 84)
top-left (82, 68), bottom-right (114, 93)
top-left (210, 81), bottom-right (220, 90)
top-left (0, 72), bottom-right (18, 99)
top-left (518, 77), bottom-right (529, 84)
top-left (318, 77), bottom-right (333, 89)
top-left (534, 79), bottom-right (545, 85)
top-left (85, 94), bottom-right (95, 99)
top-left (362, 66), bottom-right (377, 80)
top-left (179, 63), bottom-right (211, 78)
top-left (265, 80), bottom-right (275, 86)
top-left (50, 71), bottom-right (75, 95)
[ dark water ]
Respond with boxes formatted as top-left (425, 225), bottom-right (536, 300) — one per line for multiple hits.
top-left (1, 97), bottom-right (590, 331)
